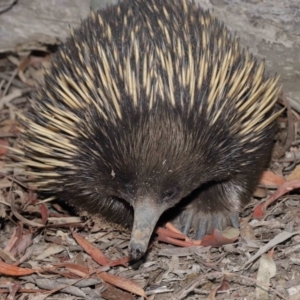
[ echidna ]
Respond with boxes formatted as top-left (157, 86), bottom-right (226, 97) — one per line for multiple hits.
top-left (14, 0), bottom-right (281, 259)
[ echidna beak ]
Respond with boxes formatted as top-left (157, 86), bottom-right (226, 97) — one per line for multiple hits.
top-left (128, 199), bottom-right (163, 260)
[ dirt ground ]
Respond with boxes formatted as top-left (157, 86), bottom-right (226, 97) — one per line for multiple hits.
top-left (0, 1), bottom-right (300, 300)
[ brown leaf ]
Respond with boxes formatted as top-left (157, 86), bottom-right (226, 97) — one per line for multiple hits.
top-left (39, 203), bottom-right (49, 225)
top-left (0, 140), bottom-right (9, 156)
top-left (165, 222), bottom-right (184, 234)
top-left (156, 227), bottom-right (186, 240)
top-left (10, 233), bottom-right (33, 257)
top-left (259, 170), bottom-right (285, 186)
top-left (200, 228), bottom-right (239, 247)
top-left (98, 272), bottom-right (148, 299)
top-left (4, 224), bottom-right (22, 252)
top-left (109, 257), bottom-right (130, 267)
top-left (253, 203), bottom-right (266, 219)
top-left (10, 193), bottom-right (44, 228)
top-left (254, 179), bottom-right (300, 219)
top-left (0, 261), bottom-right (35, 276)
top-left (101, 283), bottom-right (135, 300)
top-left (71, 231), bottom-right (110, 266)
top-left (55, 262), bottom-right (89, 277)
top-left (158, 234), bottom-right (195, 247)
top-left (156, 227), bottom-right (198, 247)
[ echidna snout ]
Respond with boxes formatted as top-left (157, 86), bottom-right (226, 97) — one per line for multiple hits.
top-left (129, 198), bottom-right (165, 260)
top-left (14, 0), bottom-right (282, 260)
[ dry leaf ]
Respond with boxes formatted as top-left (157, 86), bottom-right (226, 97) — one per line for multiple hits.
top-left (259, 170), bottom-right (285, 186)
top-left (0, 140), bottom-right (9, 156)
top-left (201, 228), bottom-right (239, 247)
top-left (35, 278), bottom-right (86, 298)
top-left (254, 179), bottom-right (300, 219)
top-left (71, 231), bottom-right (110, 266)
top-left (255, 254), bottom-right (276, 300)
top-left (222, 227), bottom-right (240, 240)
top-left (253, 187), bottom-right (267, 198)
top-left (56, 262), bottom-right (89, 277)
top-left (244, 231), bottom-right (300, 266)
top-left (0, 261), bottom-right (36, 276)
top-left (287, 165), bottom-right (300, 181)
top-left (156, 227), bottom-right (196, 247)
top-left (35, 245), bottom-right (65, 261)
top-left (101, 283), bottom-right (135, 300)
top-left (98, 272), bottom-right (148, 299)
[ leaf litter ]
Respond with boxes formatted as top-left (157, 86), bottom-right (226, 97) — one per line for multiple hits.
top-left (0, 45), bottom-right (299, 300)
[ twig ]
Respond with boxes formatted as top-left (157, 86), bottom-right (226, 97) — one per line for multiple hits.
top-left (2, 68), bottom-right (18, 97)
top-left (173, 271), bottom-right (287, 300)
top-left (280, 92), bottom-right (294, 151)
top-left (0, 88), bottom-right (31, 110)
top-left (0, 73), bottom-right (28, 89)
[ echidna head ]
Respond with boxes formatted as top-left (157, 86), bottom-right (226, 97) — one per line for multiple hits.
top-left (73, 103), bottom-right (234, 259)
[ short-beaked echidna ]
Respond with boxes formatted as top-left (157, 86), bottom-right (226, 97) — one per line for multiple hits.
top-left (15, 0), bottom-right (281, 259)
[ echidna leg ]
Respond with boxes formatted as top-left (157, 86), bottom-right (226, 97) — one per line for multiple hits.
top-left (182, 209), bottom-right (240, 240)
top-left (179, 179), bottom-right (251, 240)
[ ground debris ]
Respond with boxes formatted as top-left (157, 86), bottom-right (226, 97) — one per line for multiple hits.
top-left (0, 33), bottom-right (299, 300)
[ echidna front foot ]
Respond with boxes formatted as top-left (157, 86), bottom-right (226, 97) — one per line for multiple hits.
top-left (177, 179), bottom-right (252, 240)
top-left (180, 206), bottom-right (240, 240)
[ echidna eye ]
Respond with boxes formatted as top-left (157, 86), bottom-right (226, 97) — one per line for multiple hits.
top-left (162, 188), bottom-right (178, 200)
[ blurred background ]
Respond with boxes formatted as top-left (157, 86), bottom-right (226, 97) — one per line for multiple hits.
top-left (0, 0), bottom-right (299, 108)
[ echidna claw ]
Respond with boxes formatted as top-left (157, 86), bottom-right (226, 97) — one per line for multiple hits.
top-left (179, 208), bottom-right (240, 240)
